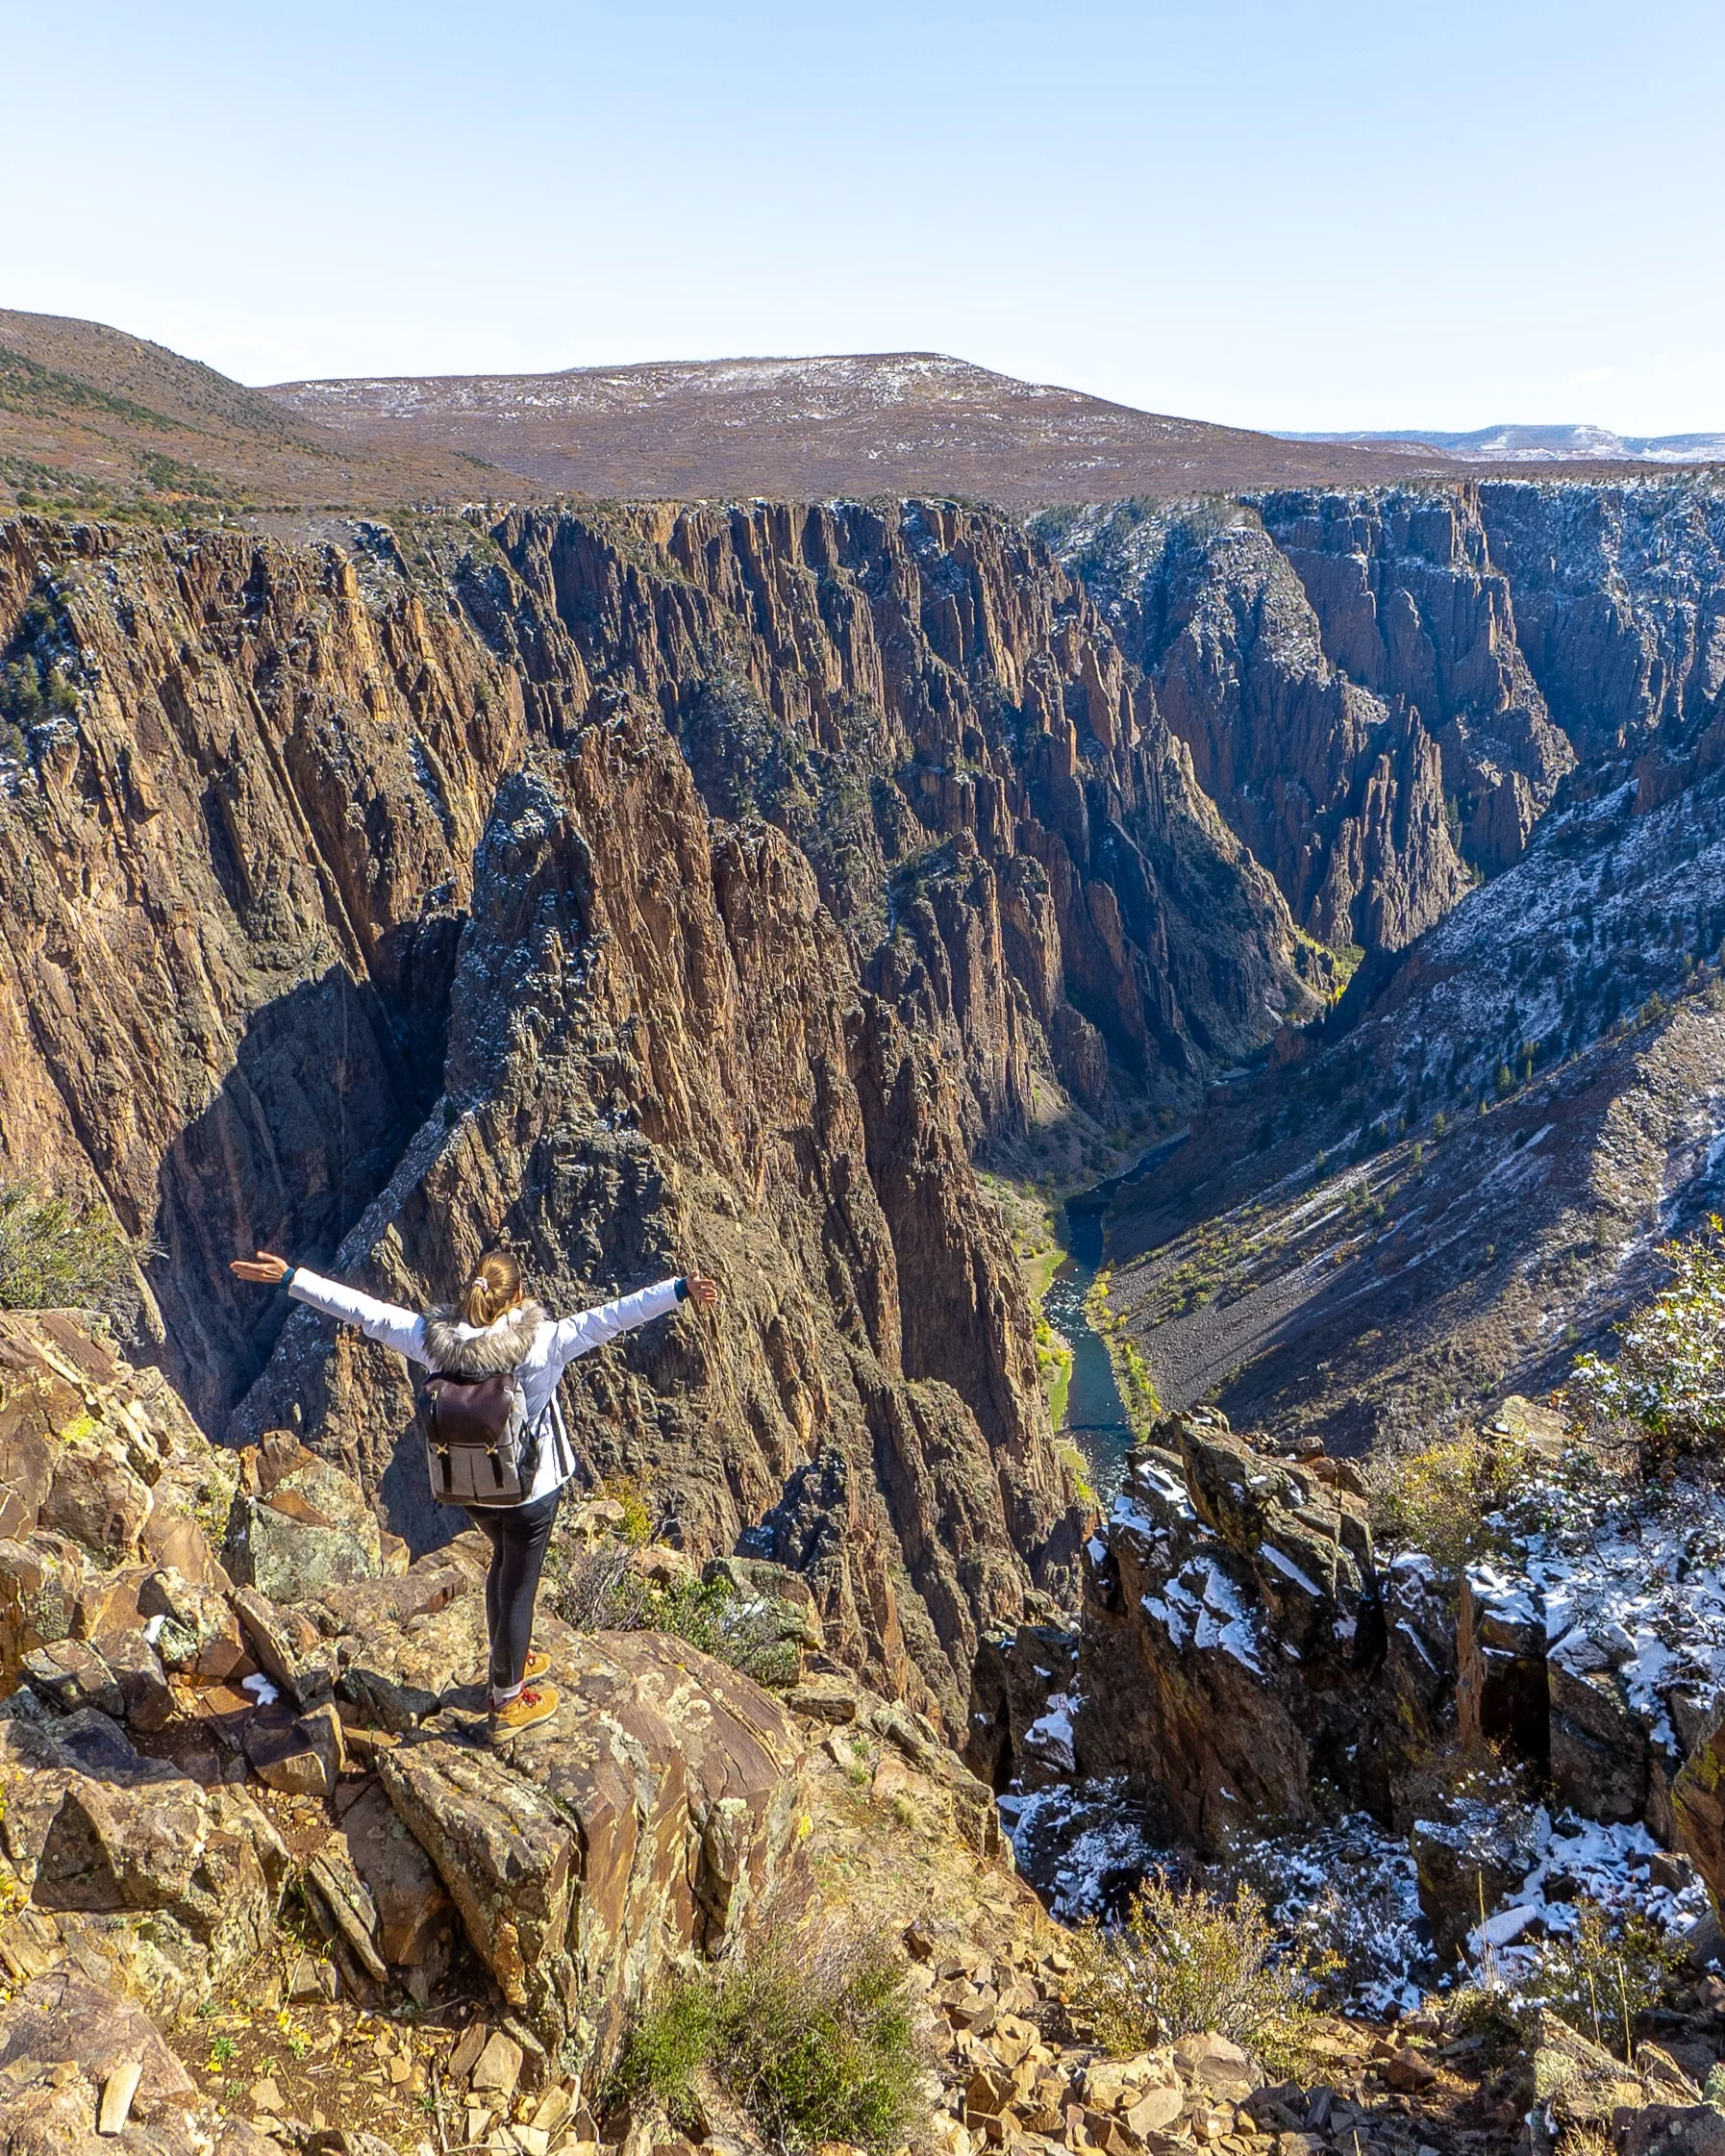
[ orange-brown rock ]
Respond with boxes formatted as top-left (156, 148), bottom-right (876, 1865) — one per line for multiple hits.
top-left (1, 501), bottom-right (1320, 1716)
top-left (377, 1628), bottom-right (810, 2070)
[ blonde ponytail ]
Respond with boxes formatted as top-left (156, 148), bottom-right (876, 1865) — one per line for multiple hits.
top-left (461, 1248), bottom-right (521, 1328)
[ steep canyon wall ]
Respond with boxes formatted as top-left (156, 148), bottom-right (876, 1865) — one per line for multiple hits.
top-left (1046, 478), bottom-right (1725, 960)
top-left (0, 500), bottom-right (1312, 1720)
top-left (6, 476), bottom-right (1722, 1706)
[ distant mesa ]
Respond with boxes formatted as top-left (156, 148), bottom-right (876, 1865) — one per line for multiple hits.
top-left (258, 349), bottom-right (1464, 506)
top-left (1280, 420), bottom-right (1725, 464)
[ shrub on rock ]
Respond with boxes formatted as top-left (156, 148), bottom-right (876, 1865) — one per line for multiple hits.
top-left (1061, 1871), bottom-right (1325, 2078)
top-left (616, 1925), bottom-right (925, 2155)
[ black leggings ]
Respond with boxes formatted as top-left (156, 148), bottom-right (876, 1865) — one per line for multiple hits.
top-left (465, 1485), bottom-right (562, 1694)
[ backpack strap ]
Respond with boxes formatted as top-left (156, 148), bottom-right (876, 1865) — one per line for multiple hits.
top-left (545, 1392), bottom-right (574, 1484)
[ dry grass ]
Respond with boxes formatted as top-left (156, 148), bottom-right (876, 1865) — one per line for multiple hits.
top-left (1061, 1872), bottom-right (1332, 2078)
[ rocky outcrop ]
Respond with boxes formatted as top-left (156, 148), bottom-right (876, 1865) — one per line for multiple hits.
top-left (1019, 1411), bottom-right (1453, 1850)
top-left (0, 1703), bottom-right (290, 2020)
top-left (0, 1968), bottom-right (285, 2156)
top-left (0, 1304), bottom-right (821, 2093)
top-left (379, 1629), bottom-right (809, 2063)
top-left (1529, 2012), bottom-right (1714, 2156)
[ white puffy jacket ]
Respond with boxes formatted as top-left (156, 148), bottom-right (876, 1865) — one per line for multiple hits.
top-left (285, 1267), bottom-right (686, 1502)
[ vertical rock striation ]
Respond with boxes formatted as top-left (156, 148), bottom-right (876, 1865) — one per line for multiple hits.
top-left (0, 500), bottom-right (1317, 1720)
top-left (1255, 487), bottom-right (1574, 876)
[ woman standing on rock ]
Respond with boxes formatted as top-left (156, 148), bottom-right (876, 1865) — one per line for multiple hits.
top-left (230, 1246), bottom-right (718, 1742)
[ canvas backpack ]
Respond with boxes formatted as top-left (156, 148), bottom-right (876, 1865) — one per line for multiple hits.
top-left (416, 1365), bottom-right (545, 1507)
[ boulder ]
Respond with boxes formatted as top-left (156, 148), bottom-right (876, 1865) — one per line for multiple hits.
top-left (334, 1575), bottom-right (489, 1731)
top-left (1531, 2011), bottom-right (1701, 2143)
top-left (701, 1555), bottom-right (825, 1653)
top-left (70, 1560), bottom-right (157, 1642)
top-left (377, 1736), bottom-right (576, 2043)
top-left (0, 1340), bottom-right (57, 1539)
top-left (0, 1708), bottom-right (288, 2018)
top-left (1618, 2107), bottom-right (1725, 2156)
top-left (0, 1968), bottom-right (208, 2156)
top-left (1673, 1701), bottom-right (1725, 1916)
top-left (1457, 1566), bottom-right (1550, 1772)
top-left (378, 1628), bottom-right (809, 2068)
top-left (39, 1438), bottom-right (153, 1565)
top-left (318, 1555), bottom-right (471, 1636)
top-left (302, 1843), bottom-right (389, 1989)
top-left (244, 1700), bottom-right (346, 1796)
top-left (336, 1778), bottom-right (456, 1983)
top-left (785, 1675), bottom-right (862, 1723)
top-left (230, 1582), bottom-right (337, 1709)
top-left (225, 1432), bottom-right (382, 1602)
top-left (138, 1566), bottom-right (250, 1679)
top-left (0, 1536), bottom-right (81, 1676)
top-left (92, 1629), bottom-right (174, 1731)
top-left (1173, 2030), bottom-right (1263, 2095)
top-left (1411, 1791), bottom-right (1546, 1968)
top-left (19, 1638), bottom-right (123, 1719)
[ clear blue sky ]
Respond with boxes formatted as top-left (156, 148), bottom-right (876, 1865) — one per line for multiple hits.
top-left (4, 0), bottom-right (1721, 435)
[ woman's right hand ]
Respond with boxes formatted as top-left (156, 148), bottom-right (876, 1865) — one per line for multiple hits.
top-left (231, 1251), bottom-right (291, 1286)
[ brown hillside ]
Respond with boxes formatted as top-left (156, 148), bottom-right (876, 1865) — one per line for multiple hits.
top-left (0, 308), bottom-right (511, 515)
top-left (260, 349), bottom-right (1466, 505)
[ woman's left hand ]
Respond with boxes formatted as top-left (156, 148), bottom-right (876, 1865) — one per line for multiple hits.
top-left (232, 1250), bottom-right (291, 1286)
top-left (685, 1271), bottom-right (720, 1311)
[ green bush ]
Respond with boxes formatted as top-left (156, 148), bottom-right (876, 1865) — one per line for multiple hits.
top-left (1518, 1898), bottom-right (1684, 2059)
top-left (615, 1928), bottom-right (924, 2154)
top-left (554, 1548), bottom-right (802, 1689)
top-left (1569, 1216), bottom-right (1725, 1460)
top-left (1062, 1872), bottom-right (1332, 2078)
top-left (0, 1181), bottom-right (137, 1311)
top-left (1363, 1424), bottom-right (1529, 1577)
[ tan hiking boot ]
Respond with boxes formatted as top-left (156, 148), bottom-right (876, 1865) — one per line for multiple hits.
top-left (488, 1682), bottom-right (560, 1743)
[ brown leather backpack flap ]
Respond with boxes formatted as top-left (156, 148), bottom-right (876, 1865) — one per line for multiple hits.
top-left (424, 1369), bottom-right (515, 1449)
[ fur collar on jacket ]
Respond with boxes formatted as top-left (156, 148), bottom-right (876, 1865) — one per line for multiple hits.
top-left (422, 1301), bottom-right (548, 1375)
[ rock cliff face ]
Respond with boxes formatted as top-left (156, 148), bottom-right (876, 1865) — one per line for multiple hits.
top-left (1255, 488), bottom-right (1574, 876)
top-left (970, 1412), bottom-right (1452, 1850)
top-left (1071, 508), bottom-right (1474, 950)
top-left (1044, 489), bottom-right (1577, 955)
top-left (1474, 480), bottom-right (1725, 762)
top-left (1046, 480), bottom-right (1725, 974)
top-left (0, 501), bottom-right (1320, 1718)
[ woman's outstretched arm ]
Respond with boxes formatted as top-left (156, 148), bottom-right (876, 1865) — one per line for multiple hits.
top-left (231, 1250), bottom-right (429, 1364)
top-left (544, 1269), bottom-right (719, 1377)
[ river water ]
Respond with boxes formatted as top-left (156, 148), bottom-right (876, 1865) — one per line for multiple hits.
top-left (1043, 1133), bottom-right (1189, 1502)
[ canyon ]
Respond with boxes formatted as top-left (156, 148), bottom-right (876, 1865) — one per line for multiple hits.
top-left (7, 468), bottom-right (1725, 1703)
top-left (0, 492), bottom-right (1319, 1727)
top-left (8, 350), bottom-right (1725, 2156)
top-left (1074, 477), bottom-right (1725, 1447)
